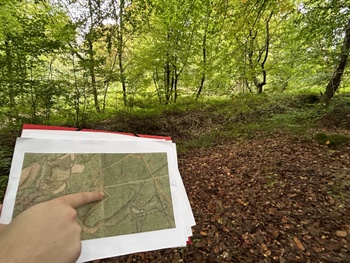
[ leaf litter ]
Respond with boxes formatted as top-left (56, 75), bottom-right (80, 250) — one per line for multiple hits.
top-left (97, 132), bottom-right (350, 263)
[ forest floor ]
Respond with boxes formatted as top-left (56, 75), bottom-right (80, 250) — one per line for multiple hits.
top-left (96, 130), bottom-right (350, 263)
top-left (1, 93), bottom-right (350, 262)
top-left (91, 95), bottom-right (350, 263)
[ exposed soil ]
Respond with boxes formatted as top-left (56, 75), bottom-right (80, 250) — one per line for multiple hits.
top-left (95, 130), bottom-right (350, 263)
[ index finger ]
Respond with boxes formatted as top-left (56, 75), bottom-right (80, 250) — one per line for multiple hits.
top-left (56, 191), bottom-right (104, 209)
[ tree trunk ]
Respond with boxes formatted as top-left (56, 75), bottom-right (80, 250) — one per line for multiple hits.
top-left (72, 54), bottom-right (80, 126)
top-left (165, 55), bottom-right (171, 105)
top-left (87, 0), bottom-right (100, 113)
top-left (117, 0), bottom-right (127, 106)
top-left (196, 23), bottom-right (207, 99)
top-left (324, 18), bottom-right (350, 101)
top-left (174, 69), bottom-right (179, 103)
top-left (87, 39), bottom-right (100, 113)
top-left (29, 60), bottom-right (37, 122)
top-left (103, 43), bottom-right (118, 112)
top-left (247, 11), bottom-right (272, 94)
top-left (118, 46), bottom-right (127, 106)
top-left (196, 3), bottom-right (210, 100)
top-left (253, 70), bottom-right (266, 94)
top-left (255, 12), bottom-right (272, 93)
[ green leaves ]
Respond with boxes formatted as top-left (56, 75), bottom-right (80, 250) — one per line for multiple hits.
top-left (0, 0), bottom-right (349, 125)
top-left (0, 0), bottom-right (23, 39)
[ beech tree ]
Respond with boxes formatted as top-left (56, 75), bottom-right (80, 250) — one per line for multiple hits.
top-left (324, 18), bottom-right (350, 100)
top-left (298, 0), bottom-right (350, 99)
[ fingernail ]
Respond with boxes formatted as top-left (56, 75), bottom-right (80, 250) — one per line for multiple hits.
top-left (99, 192), bottom-right (105, 200)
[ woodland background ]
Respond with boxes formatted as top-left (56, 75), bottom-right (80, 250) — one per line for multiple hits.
top-left (1, 1), bottom-right (350, 262)
top-left (0, 0), bottom-right (349, 126)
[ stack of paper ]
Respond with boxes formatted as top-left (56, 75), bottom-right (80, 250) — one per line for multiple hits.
top-left (0, 124), bottom-right (195, 262)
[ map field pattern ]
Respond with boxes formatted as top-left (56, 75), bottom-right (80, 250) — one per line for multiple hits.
top-left (15, 152), bottom-right (175, 240)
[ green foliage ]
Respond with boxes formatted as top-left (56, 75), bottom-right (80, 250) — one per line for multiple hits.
top-left (328, 172), bottom-right (350, 202)
top-left (0, 149), bottom-right (11, 172)
top-left (177, 130), bottom-right (221, 153)
top-left (0, 0), bottom-right (349, 127)
top-left (0, 92), bottom-right (350, 201)
top-left (1, 0), bottom-right (350, 221)
top-left (315, 133), bottom-right (350, 147)
top-left (0, 0), bottom-right (23, 40)
top-left (0, 175), bottom-right (8, 202)
top-left (0, 124), bottom-right (17, 202)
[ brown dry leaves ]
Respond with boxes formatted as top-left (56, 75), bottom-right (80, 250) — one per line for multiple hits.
top-left (97, 132), bottom-right (350, 263)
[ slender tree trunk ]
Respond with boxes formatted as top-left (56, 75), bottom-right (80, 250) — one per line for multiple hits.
top-left (173, 66), bottom-right (179, 102)
top-left (118, 0), bottom-right (127, 106)
top-left (72, 54), bottom-right (80, 126)
top-left (197, 1), bottom-right (211, 99)
top-left (197, 74), bottom-right (205, 99)
top-left (245, 78), bottom-right (252, 93)
top-left (165, 54), bottom-right (171, 105)
top-left (87, 0), bottom-right (100, 113)
top-left (253, 70), bottom-right (266, 94)
top-left (87, 38), bottom-right (100, 113)
top-left (197, 24), bottom-right (207, 99)
top-left (248, 12), bottom-right (272, 94)
top-left (103, 51), bottom-right (118, 112)
top-left (324, 18), bottom-right (350, 101)
top-left (45, 58), bottom-right (54, 123)
top-left (118, 49), bottom-right (127, 106)
top-left (112, 0), bottom-right (127, 106)
top-left (29, 60), bottom-right (37, 122)
top-left (257, 12), bottom-right (272, 93)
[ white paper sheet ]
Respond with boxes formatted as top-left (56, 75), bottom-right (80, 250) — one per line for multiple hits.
top-left (20, 129), bottom-right (196, 229)
top-left (21, 129), bottom-right (167, 141)
top-left (0, 138), bottom-right (192, 262)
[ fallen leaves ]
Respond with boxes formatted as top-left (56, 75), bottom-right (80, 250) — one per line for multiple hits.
top-left (293, 236), bottom-right (306, 251)
top-left (97, 133), bottom-right (350, 263)
top-left (260, 243), bottom-right (268, 251)
top-left (336, 230), bottom-right (348, 237)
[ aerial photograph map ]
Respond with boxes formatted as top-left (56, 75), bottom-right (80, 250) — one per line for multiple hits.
top-left (14, 152), bottom-right (175, 240)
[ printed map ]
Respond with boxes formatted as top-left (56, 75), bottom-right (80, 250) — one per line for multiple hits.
top-left (14, 152), bottom-right (175, 240)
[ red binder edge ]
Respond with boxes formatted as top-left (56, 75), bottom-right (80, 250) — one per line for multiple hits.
top-left (23, 124), bottom-right (77, 131)
top-left (22, 124), bottom-right (172, 141)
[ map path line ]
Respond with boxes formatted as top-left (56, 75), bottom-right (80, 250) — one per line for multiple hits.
top-left (88, 154), bottom-right (146, 179)
top-left (83, 153), bottom-right (172, 205)
top-left (84, 175), bottom-right (170, 191)
top-left (141, 155), bottom-right (173, 227)
top-left (141, 156), bottom-right (172, 204)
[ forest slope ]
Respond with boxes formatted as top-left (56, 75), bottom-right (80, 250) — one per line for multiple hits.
top-left (0, 93), bottom-right (350, 262)
top-left (92, 93), bottom-right (350, 262)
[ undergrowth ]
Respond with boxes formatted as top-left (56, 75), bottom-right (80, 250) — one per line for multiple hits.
top-left (0, 92), bottom-right (350, 200)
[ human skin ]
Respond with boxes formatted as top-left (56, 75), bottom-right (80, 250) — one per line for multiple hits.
top-left (0, 191), bottom-right (104, 263)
